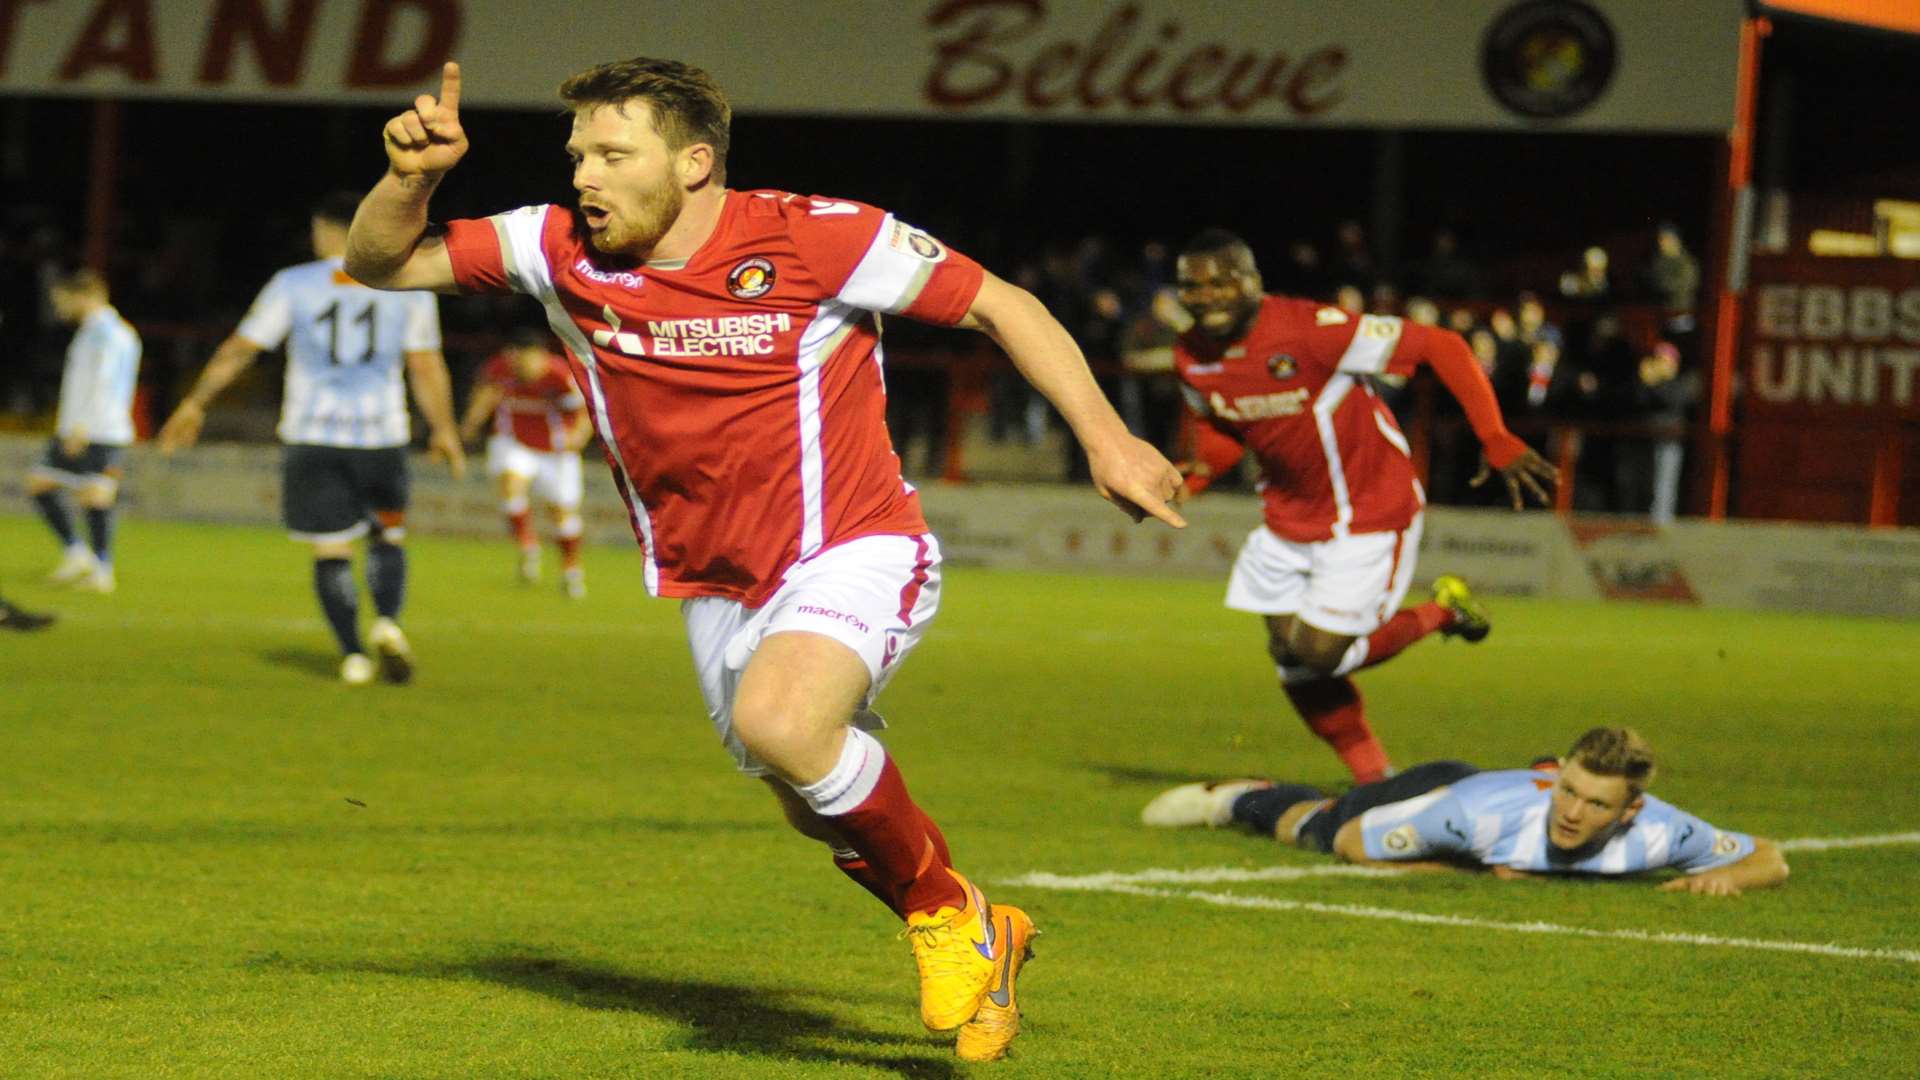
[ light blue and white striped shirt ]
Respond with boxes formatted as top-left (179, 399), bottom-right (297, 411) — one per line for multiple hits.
top-left (55, 305), bottom-right (142, 446)
top-left (1360, 768), bottom-right (1756, 875)
top-left (236, 258), bottom-right (440, 449)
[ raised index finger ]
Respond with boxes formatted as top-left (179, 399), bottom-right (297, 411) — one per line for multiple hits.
top-left (438, 61), bottom-right (461, 112)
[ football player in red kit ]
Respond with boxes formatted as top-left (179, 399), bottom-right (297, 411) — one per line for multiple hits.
top-left (459, 327), bottom-right (593, 596)
top-left (345, 59), bottom-right (1187, 1061)
top-left (1173, 229), bottom-right (1557, 783)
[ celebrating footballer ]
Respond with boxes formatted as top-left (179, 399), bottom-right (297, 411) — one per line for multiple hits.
top-left (343, 57), bottom-right (1188, 1061)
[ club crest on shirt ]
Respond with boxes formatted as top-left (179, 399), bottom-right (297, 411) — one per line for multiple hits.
top-left (887, 221), bottom-right (947, 263)
top-left (1383, 824), bottom-right (1417, 853)
top-left (726, 257), bottom-right (777, 299)
top-left (1266, 353), bottom-right (1297, 380)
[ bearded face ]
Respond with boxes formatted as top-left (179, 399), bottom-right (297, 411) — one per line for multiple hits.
top-left (568, 102), bottom-right (690, 259)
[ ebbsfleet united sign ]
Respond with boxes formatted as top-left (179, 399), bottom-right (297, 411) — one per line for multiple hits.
top-left (0, 0), bottom-right (1742, 131)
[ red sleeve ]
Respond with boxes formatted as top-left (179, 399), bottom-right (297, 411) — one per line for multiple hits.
top-left (786, 196), bottom-right (984, 326)
top-left (443, 217), bottom-right (512, 294)
top-left (1183, 419), bottom-right (1247, 496)
top-left (1400, 323), bottom-right (1529, 469)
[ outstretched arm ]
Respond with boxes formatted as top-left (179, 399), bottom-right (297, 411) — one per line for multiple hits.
top-left (959, 271), bottom-right (1186, 528)
top-left (157, 335), bottom-right (265, 452)
top-left (346, 62), bottom-right (467, 293)
top-left (405, 349), bottom-right (465, 478)
top-left (1412, 327), bottom-right (1559, 509)
top-left (1658, 838), bottom-right (1790, 897)
top-left (1177, 418), bottom-right (1245, 503)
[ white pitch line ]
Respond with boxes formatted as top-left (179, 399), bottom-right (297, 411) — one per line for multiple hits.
top-left (1777, 831), bottom-right (1920, 852)
top-left (1018, 879), bottom-right (1920, 966)
top-left (1016, 828), bottom-right (1920, 893)
top-left (1003, 865), bottom-right (1404, 889)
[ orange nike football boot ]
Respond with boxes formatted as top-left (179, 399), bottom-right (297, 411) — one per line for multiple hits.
top-left (902, 869), bottom-right (1001, 1031)
top-left (954, 904), bottom-right (1038, 1062)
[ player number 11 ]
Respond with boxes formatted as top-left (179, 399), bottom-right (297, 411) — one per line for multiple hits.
top-left (315, 301), bottom-right (377, 365)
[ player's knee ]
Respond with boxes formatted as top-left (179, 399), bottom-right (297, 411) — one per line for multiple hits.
top-left (730, 694), bottom-right (816, 762)
top-left (1285, 626), bottom-right (1350, 675)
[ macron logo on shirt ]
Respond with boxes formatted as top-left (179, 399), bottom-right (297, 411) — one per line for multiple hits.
top-left (576, 259), bottom-right (645, 289)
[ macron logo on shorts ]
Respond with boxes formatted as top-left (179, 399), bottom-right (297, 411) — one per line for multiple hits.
top-left (795, 605), bottom-right (870, 634)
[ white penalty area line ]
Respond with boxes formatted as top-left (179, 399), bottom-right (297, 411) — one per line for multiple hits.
top-left (1008, 878), bottom-right (1920, 966)
top-left (1776, 831), bottom-right (1920, 852)
top-left (1004, 830), bottom-right (1920, 967)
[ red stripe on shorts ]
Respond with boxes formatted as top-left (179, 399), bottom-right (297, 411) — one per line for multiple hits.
top-left (895, 534), bottom-right (932, 628)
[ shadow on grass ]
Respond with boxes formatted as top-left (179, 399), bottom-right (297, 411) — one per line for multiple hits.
top-left (1084, 762), bottom-right (1216, 787)
top-left (259, 646), bottom-right (339, 678)
top-left (277, 953), bottom-right (960, 1078)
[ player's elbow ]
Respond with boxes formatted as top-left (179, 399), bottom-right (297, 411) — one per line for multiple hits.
top-left (1754, 839), bottom-right (1790, 885)
top-left (344, 236), bottom-right (414, 290)
top-left (343, 248), bottom-right (395, 289)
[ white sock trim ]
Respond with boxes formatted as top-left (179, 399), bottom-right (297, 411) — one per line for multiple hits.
top-left (555, 513), bottom-right (583, 539)
top-left (503, 497), bottom-right (530, 515)
top-left (1331, 637), bottom-right (1370, 678)
top-left (794, 727), bottom-right (887, 817)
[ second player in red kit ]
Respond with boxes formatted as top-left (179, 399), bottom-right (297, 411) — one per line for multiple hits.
top-left (345, 57), bottom-right (1187, 1061)
top-left (1173, 230), bottom-right (1557, 782)
top-left (459, 327), bottom-right (593, 595)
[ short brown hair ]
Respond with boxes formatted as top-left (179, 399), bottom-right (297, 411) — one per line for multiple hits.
top-left (1566, 727), bottom-right (1656, 799)
top-left (559, 57), bottom-right (731, 183)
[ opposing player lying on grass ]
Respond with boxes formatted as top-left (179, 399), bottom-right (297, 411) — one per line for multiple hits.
top-left (1142, 727), bottom-right (1789, 895)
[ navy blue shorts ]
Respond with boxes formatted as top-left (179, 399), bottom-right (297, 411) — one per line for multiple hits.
top-left (282, 444), bottom-right (409, 543)
top-left (1297, 761), bottom-right (1481, 853)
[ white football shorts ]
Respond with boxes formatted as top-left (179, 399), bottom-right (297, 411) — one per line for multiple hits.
top-left (1224, 514), bottom-right (1423, 638)
top-left (486, 434), bottom-right (583, 509)
top-left (682, 532), bottom-right (941, 776)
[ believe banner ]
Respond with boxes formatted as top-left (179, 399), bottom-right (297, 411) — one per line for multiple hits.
top-left (1, 0), bottom-right (1742, 131)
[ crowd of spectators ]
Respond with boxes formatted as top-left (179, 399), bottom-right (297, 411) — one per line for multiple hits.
top-left (1, 204), bottom-right (1704, 522)
top-left (944, 217), bottom-right (1705, 522)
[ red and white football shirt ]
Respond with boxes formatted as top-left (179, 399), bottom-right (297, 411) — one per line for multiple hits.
top-left (1175, 296), bottom-right (1437, 543)
top-left (479, 350), bottom-right (585, 452)
top-left (442, 190), bottom-right (983, 606)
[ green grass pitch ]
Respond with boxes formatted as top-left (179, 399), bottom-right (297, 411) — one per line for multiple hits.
top-left (3, 513), bottom-right (1916, 1078)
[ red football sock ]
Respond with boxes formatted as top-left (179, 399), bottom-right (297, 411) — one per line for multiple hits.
top-left (557, 534), bottom-right (583, 571)
top-left (1285, 676), bottom-right (1392, 783)
top-left (1357, 602), bottom-right (1453, 672)
top-left (919, 808), bottom-right (952, 869)
top-left (506, 510), bottom-right (536, 549)
top-left (829, 757), bottom-right (966, 916)
top-left (832, 850), bottom-right (904, 919)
